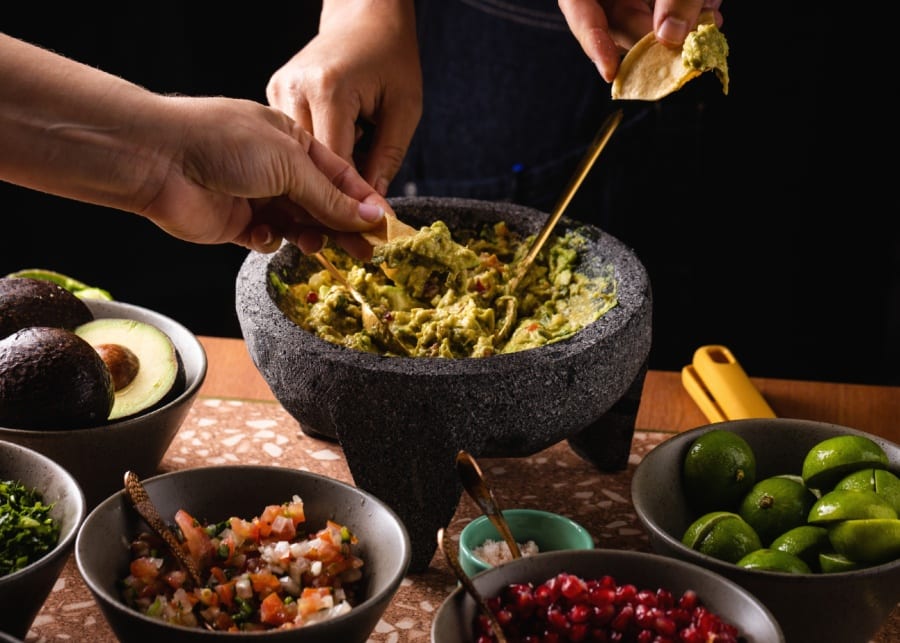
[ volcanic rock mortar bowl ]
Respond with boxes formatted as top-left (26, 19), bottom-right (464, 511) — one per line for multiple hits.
top-left (236, 196), bottom-right (652, 571)
top-left (0, 299), bottom-right (207, 508)
top-left (0, 441), bottom-right (86, 640)
top-left (632, 418), bottom-right (900, 643)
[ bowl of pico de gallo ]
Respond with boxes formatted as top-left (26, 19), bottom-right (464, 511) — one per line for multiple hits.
top-left (75, 465), bottom-right (410, 642)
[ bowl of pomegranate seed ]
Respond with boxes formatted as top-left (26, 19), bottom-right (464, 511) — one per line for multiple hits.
top-left (431, 548), bottom-right (784, 642)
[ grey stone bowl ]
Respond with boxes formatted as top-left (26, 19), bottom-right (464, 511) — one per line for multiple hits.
top-left (0, 299), bottom-right (207, 509)
top-left (0, 441), bottom-right (86, 640)
top-left (432, 549), bottom-right (784, 642)
top-left (236, 197), bottom-right (652, 571)
top-left (76, 465), bottom-right (410, 643)
top-left (632, 418), bottom-right (900, 643)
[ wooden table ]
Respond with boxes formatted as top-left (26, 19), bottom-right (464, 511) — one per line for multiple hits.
top-left (198, 336), bottom-right (900, 442)
top-left (25, 337), bottom-right (900, 642)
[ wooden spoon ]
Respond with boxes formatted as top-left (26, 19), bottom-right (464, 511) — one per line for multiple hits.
top-left (456, 450), bottom-right (521, 559)
top-left (437, 527), bottom-right (508, 643)
top-left (122, 471), bottom-right (203, 588)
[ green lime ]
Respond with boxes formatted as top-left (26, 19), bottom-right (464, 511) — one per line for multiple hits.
top-left (770, 525), bottom-right (831, 572)
top-left (801, 435), bottom-right (889, 491)
top-left (736, 548), bottom-right (811, 574)
top-left (738, 476), bottom-right (817, 546)
top-left (682, 511), bottom-right (763, 563)
top-left (682, 429), bottom-right (757, 513)
top-left (828, 518), bottom-right (900, 565)
top-left (835, 469), bottom-right (900, 514)
top-left (819, 551), bottom-right (862, 573)
top-left (808, 489), bottom-right (898, 524)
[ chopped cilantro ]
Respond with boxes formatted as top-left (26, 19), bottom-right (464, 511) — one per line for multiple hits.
top-left (0, 479), bottom-right (61, 576)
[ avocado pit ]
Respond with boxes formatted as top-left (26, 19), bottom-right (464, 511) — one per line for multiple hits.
top-left (95, 343), bottom-right (140, 390)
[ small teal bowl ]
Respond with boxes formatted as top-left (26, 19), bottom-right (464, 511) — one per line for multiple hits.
top-left (459, 509), bottom-right (594, 577)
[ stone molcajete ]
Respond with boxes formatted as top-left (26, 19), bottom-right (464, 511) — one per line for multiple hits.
top-left (236, 197), bottom-right (652, 571)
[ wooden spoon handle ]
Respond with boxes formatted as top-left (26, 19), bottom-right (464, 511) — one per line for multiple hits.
top-left (123, 471), bottom-right (204, 587)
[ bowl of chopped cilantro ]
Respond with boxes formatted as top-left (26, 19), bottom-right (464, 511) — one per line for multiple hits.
top-left (0, 440), bottom-right (86, 639)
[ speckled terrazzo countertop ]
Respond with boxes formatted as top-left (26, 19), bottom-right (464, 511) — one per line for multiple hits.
top-left (25, 397), bottom-right (900, 643)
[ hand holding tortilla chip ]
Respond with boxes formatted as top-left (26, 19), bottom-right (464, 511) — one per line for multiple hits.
top-left (612, 19), bottom-right (729, 101)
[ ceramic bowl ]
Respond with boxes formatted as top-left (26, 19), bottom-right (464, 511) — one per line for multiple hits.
top-left (236, 196), bottom-right (652, 571)
top-left (76, 465), bottom-right (411, 643)
top-left (432, 548), bottom-right (784, 642)
top-left (0, 299), bottom-right (206, 508)
top-left (458, 508), bottom-right (594, 577)
top-left (0, 441), bottom-right (86, 639)
top-left (632, 418), bottom-right (900, 643)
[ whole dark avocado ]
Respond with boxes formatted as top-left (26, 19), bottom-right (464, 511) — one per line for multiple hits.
top-left (0, 326), bottom-right (115, 429)
top-left (0, 277), bottom-right (94, 339)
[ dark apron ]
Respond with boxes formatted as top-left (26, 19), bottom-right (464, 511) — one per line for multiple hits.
top-left (386, 0), bottom-right (709, 230)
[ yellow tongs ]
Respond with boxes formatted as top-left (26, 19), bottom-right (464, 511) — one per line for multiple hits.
top-left (681, 345), bottom-right (776, 423)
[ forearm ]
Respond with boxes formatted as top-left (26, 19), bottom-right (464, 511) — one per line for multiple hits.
top-left (0, 33), bottom-right (173, 213)
top-left (319, 0), bottom-right (416, 32)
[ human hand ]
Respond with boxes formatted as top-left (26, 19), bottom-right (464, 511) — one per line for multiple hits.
top-left (143, 95), bottom-right (390, 260)
top-left (558, 0), bottom-right (724, 83)
top-left (266, 0), bottom-right (422, 197)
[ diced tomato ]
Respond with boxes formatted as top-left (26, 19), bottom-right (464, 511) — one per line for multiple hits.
top-left (298, 587), bottom-right (332, 617)
top-left (163, 568), bottom-right (189, 590)
top-left (175, 509), bottom-right (217, 569)
top-left (129, 556), bottom-right (162, 583)
top-left (269, 514), bottom-right (296, 541)
top-left (259, 592), bottom-right (294, 626)
top-left (214, 580), bottom-right (236, 609)
top-left (250, 570), bottom-right (282, 597)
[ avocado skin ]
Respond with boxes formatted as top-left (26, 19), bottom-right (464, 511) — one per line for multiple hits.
top-left (0, 326), bottom-right (114, 429)
top-left (0, 277), bottom-right (94, 339)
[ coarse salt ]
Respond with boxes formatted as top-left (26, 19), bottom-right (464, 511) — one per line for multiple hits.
top-left (473, 538), bottom-right (540, 566)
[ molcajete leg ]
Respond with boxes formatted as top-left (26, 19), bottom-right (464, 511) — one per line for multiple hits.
top-left (336, 425), bottom-right (463, 573)
top-left (567, 360), bottom-right (647, 471)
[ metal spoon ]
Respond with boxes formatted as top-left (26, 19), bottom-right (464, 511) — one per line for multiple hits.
top-left (123, 470), bottom-right (203, 588)
top-left (437, 527), bottom-right (508, 643)
top-left (494, 109), bottom-right (623, 342)
top-left (456, 450), bottom-right (521, 560)
top-left (312, 251), bottom-right (412, 356)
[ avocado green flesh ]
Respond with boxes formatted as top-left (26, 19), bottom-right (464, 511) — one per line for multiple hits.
top-left (75, 318), bottom-right (179, 420)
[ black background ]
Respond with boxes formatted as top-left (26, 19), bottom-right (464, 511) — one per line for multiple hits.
top-left (3, 4), bottom-right (897, 385)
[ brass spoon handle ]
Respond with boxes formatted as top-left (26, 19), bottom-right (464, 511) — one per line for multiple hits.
top-left (123, 471), bottom-right (203, 588)
top-left (312, 251), bottom-right (411, 356)
top-left (438, 528), bottom-right (508, 643)
top-left (456, 450), bottom-right (521, 559)
top-left (506, 108), bottom-right (623, 295)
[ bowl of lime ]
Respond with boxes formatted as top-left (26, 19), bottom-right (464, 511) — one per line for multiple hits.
top-left (632, 418), bottom-right (900, 643)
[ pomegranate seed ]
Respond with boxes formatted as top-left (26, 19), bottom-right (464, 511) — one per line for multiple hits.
top-left (471, 572), bottom-right (742, 643)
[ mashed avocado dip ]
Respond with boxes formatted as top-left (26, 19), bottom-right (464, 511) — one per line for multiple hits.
top-left (682, 23), bottom-right (729, 94)
top-left (271, 220), bottom-right (618, 358)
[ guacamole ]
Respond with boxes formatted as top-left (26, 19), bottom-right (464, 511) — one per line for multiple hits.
top-left (682, 23), bottom-right (730, 94)
top-left (271, 220), bottom-right (618, 358)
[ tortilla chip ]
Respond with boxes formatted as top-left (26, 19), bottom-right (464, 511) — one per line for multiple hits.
top-left (612, 21), bottom-right (729, 101)
top-left (361, 209), bottom-right (417, 246)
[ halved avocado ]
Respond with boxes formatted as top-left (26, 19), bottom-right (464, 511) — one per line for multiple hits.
top-left (0, 277), bottom-right (94, 339)
top-left (0, 326), bottom-right (114, 429)
top-left (75, 318), bottom-right (180, 420)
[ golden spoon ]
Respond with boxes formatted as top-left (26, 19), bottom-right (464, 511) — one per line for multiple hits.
top-left (437, 527), bottom-right (508, 643)
top-left (494, 109), bottom-right (623, 342)
top-left (456, 450), bottom-right (521, 560)
top-left (312, 251), bottom-right (412, 356)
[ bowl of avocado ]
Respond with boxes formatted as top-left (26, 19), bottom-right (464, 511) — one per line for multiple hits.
top-left (236, 196), bottom-right (652, 571)
top-left (0, 277), bottom-right (207, 508)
